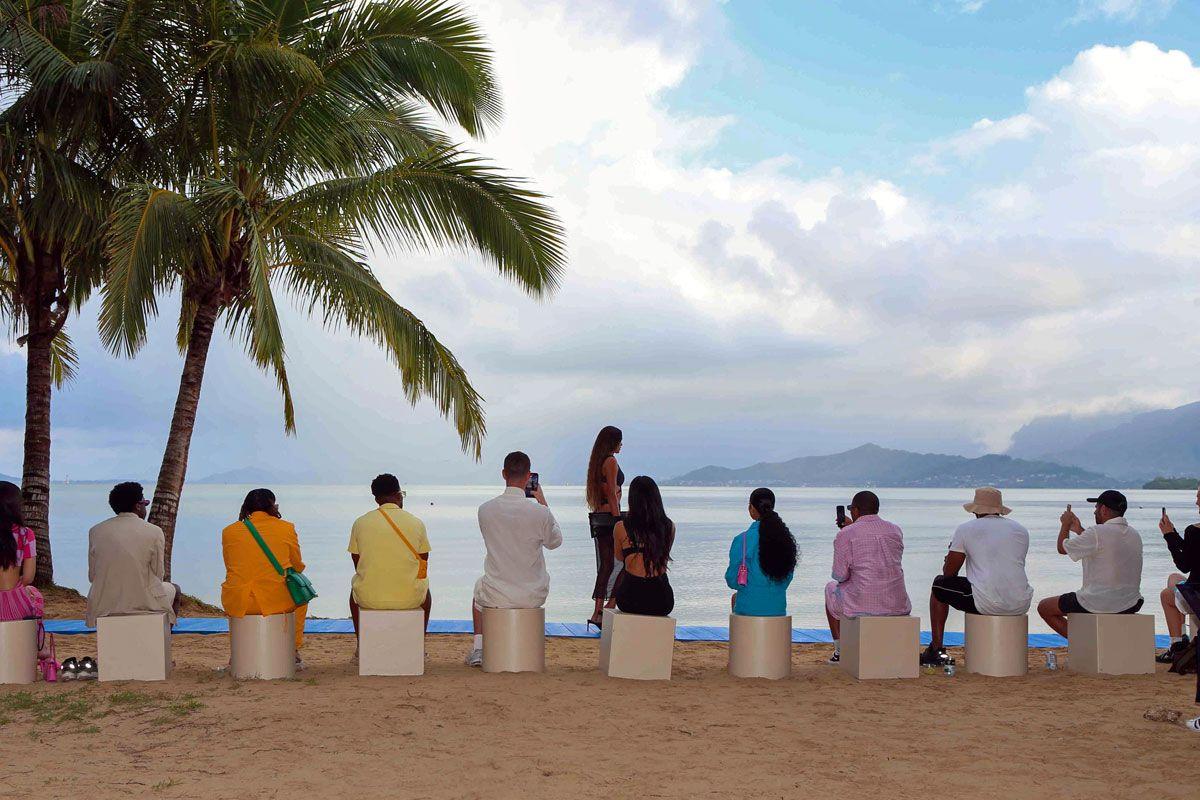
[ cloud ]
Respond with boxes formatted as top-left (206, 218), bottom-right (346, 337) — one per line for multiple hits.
top-left (1071, 0), bottom-right (1176, 23)
top-left (8, 13), bottom-right (1200, 484)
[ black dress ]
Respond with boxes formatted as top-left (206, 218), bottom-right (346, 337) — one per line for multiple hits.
top-left (588, 459), bottom-right (625, 601)
top-left (614, 524), bottom-right (674, 617)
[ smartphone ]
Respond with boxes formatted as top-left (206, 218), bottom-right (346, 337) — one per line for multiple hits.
top-left (836, 505), bottom-right (846, 527)
top-left (525, 472), bottom-right (540, 498)
top-left (1162, 506), bottom-right (1167, 517)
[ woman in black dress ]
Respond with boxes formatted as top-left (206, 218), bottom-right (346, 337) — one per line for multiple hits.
top-left (586, 425), bottom-right (624, 629)
top-left (613, 476), bottom-right (674, 617)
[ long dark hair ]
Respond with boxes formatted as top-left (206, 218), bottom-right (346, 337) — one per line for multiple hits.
top-left (585, 425), bottom-right (622, 511)
top-left (750, 488), bottom-right (797, 582)
top-left (624, 476), bottom-right (672, 576)
top-left (239, 488), bottom-right (280, 521)
top-left (0, 481), bottom-right (25, 570)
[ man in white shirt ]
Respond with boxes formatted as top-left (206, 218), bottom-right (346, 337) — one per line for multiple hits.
top-left (920, 487), bottom-right (1033, 667)
top-left (465, 450), bottom-right (562, 667)
top-left (1037, 489), bottom-right (1144, 638)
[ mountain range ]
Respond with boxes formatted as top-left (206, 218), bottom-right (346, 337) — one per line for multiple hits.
top-left (666, 443), bottom-right (1116, 488)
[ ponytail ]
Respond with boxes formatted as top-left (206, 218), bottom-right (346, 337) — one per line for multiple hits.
top-left (749, 487), bottom-right (797, 582)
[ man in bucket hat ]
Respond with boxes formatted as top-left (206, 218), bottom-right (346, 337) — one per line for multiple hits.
top-left (920, 487), bottom-right (1034, 667)
top-left (1037, 489), bottom-right (1144, 639)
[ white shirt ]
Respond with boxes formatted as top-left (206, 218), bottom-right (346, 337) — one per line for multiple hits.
top-left (948, 516), bottom-right (1033, 616)
top-left (1063, 516), bottom-right (1144, 613)
top-left (474, 487), bottom-right (563, 608)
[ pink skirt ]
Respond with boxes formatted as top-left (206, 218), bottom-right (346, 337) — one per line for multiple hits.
top-left (0, 584), bottom-right (44, 621)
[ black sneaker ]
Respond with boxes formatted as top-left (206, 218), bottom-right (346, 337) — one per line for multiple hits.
top-left (920, 646), bottom-right (954, 667)
top-left (1156, 635), bottom-right (1190, 664)
top-left (826, 649), bottom-right (840, 664)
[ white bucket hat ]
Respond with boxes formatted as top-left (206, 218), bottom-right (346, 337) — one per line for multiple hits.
top-left (963, 486), bottom-right (1011, 516)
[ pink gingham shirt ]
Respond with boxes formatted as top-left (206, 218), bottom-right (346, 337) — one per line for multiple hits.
top-left (831, 514), bottom-right (911, 617)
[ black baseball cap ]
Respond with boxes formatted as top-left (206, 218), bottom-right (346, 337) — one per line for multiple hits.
top-left (1086, 490), bottom-right (1127, 515)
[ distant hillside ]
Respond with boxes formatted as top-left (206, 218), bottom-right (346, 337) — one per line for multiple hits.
top-left (1143, 476), bottom-right (1199, 490)
top-left (666, 443), bottom-right (1118, 488)
top-left (1006, 410), bottom-right (1139, 460)
top-left (1010, 401), bottom-right (1200, 482)
top-left (195, 467), bottom-right (311, 485)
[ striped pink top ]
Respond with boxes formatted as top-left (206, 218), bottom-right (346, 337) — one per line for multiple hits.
top-left (12, 525), bottom-right (35, 561)
top-left (830, 514), bottom-right (911, 618)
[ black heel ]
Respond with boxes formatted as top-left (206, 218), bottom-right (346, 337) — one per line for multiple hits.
top-left (586, 617), bottom-right (603, 632)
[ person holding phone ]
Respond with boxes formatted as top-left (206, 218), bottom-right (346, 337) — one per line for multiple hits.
top-left (464, 451), bottom-right (562, 667)
top-left (1036, 491), bottom-right (1143, 639)
top-left (1156, 492), bottom-right (1200, 663)
top-left (585, 425), bottom-right (624, 630)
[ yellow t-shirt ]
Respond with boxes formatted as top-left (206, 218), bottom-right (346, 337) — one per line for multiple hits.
top-left (348, 504), bottom-right (431, 609)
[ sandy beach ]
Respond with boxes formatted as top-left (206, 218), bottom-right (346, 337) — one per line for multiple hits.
top-left (0, 591), bottom-right (1195, 799)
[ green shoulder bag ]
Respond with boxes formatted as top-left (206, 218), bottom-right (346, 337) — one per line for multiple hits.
top-left (243, 518), bottom-right (317, 606)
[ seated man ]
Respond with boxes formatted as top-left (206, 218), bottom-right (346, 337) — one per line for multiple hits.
top-left (1037, 490), bottom-right (1143, 638)
top-left (1156, 490), bottom-right (1199, 662)
top-left (348, 474), bottom-right (432, 648)
top-left (921, 487), bottom-right (1033, 666)
top-left (824, 490), bottom-right (911, 664)
top-left (86, 482), bottom-right (180, 628)
top-left (465, 451), bottom-right (562, 667)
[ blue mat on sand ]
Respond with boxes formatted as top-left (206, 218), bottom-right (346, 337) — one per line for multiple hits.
top-left (40, 618), bottom-right (1172, 649)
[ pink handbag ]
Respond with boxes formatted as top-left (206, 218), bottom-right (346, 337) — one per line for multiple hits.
top-left (737, 533), bottom-right (749, 587)
top-left (37, 623), bottom-right (58, 682)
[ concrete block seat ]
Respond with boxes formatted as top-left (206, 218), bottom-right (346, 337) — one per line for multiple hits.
top-left (358, 609), bottom-right (425, 677)
top-left (0, 619), bottom-right (37, 684)
top-left (599, 608), bottom-right (675, 681)
top-left (964, 613), bottom-right (1028, 677)
top-left (1067, 613), bottom-right (1155, 675)
top-left (839, 615), bottom-right (920, 680)
top-left (97, 613), bottom-right (172, 682)
top-left (728, 613), bottom-right (792, 680)
top-left (481, 607), bottom-right (545, 673)
top-left (230, 612), bottom-right (296, 680)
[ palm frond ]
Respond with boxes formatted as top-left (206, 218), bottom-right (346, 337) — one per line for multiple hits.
top-left (49, 326), bottom-right (77, 387)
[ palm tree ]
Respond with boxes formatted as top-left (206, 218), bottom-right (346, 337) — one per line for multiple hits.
top-left (0, 0), bottom-right (170, 583)
top-left (101, 0), bottom-right (566, 575)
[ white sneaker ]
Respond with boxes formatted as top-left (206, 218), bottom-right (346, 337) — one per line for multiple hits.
top-left (826, 649), bottom-right (840, 665)
top-left (1186, 717), bottom-right (1200, 732)
top-left (464, 647), bottom-right (483, 667)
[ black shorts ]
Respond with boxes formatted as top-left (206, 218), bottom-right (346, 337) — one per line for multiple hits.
top-left (932, 575), bottom-right (979, 614)
top-left (1058, 592), bottom-right (1144, 615)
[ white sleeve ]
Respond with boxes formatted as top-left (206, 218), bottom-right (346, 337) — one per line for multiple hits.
top-left (948, 523), bottom-right (967, 554)
top-left (543, 510), bottom-right (563, 551)
top-left (1063, 527), bottom-right (1099, 562)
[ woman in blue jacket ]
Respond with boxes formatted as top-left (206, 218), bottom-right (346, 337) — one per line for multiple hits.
top-left (725, 488), bottom-right (798, 616)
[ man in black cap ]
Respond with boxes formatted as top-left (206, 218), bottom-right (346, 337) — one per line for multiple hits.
top-left (1036, 489), bottom-right (1144, 638)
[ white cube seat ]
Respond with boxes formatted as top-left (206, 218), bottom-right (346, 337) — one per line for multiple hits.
top-left (1067, 613), bottom-right (1155, 675)
top-left (599, 608), bottom-right (675, 681)
top-left (839, 615), bottom-right (919, 680)
top-left (230, 613), bottom-right (295, 680)
top-left (481, 607), bottom-right (545, 673)
top-left (358, 609), bottom-right (425, 676)
top-left (964, 613), bottom-right (1027, 677)
top-left (0, 619), bottom-right (37, 684)
top-left (97, 613), bottom-right (171, 682)
top-left (728, 613), bottom-right (792, 680)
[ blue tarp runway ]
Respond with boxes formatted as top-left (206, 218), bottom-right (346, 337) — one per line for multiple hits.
top-left (41, 617), bottom-right (1170, 649)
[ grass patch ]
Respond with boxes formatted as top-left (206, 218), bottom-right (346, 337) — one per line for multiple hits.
top-left (167, 696), bottom-right (203, 716)
top-left (2, 689), bottom-right (96, 724)
top-left (79, 724), bottom-right (100, 734)
top-left (151, 778), bottom-right (178, 791)
top-left (108, 690), bottom-right (155, 708)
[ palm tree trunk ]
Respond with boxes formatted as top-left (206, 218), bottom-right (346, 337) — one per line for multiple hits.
top-left (22, 329), bottom-right (54, 586)
top-left (148, 298), bottom-right (221, 580)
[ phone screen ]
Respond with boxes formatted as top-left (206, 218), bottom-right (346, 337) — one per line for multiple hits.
top-left (525, 472), bottom-right (540, 498)
top-left (836, 505), bottom-right (846, 526)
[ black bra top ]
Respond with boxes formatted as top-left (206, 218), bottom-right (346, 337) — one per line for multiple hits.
top-left (601, 456), bottom-right (624, 488)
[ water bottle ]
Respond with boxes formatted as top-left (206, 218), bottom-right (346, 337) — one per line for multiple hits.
top-left (1046, 651), bottom-right (1058, 671)
top-left (943, 662), bottom-right (955, 677)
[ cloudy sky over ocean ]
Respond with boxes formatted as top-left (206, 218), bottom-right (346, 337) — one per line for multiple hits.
top-left (2, 0), bottom-right (1199, 484)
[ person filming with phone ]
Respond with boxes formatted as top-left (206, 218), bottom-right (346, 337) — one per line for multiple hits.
top-left (463, 451), bottom-right (562, 667)
top-left (1036, 490), bottom-right (1144, 639)
top-left (1156, 493), bottom-right (1200, 664)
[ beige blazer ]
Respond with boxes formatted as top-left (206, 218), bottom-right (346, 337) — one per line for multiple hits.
top-left (86, 513), bottom-right (176, 627)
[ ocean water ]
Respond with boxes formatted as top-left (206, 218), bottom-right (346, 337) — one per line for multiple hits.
top-left (45, 484), bottom-right (1194, 634)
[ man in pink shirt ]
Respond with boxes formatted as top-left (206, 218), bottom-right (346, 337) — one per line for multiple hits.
top-left (824, 490), bottom-right (911, 663)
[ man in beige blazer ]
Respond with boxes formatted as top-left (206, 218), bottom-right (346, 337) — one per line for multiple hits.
top-left (86, 482), bottom-right (181, 628)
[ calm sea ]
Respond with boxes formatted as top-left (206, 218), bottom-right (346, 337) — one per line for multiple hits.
top-left (45, 484), bottom-right (1192, 634)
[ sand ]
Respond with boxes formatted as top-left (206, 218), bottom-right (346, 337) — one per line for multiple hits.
top-left (1, 589), bottom-right (1196, 798)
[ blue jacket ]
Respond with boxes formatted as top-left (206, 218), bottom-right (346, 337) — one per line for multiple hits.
top-left (725, 521), bottom-right (793, 616)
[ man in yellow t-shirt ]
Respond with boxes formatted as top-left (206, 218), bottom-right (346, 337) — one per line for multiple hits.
top-left (348, 474), bottom-right (432, 640)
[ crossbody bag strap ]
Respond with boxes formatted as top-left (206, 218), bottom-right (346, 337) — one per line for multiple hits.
top-left (243, 518), bottom-right (285, 576)
top-left (378, 508), bottom-right (421, 559)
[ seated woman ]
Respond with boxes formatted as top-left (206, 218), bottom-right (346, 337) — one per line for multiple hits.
top-left (0, 481), bottom-right (44, 624)
top-left (726, 488), bottom-right (798, 616)
top-left (221, 489), bottom-right (308, 665)
top-left (612, 476), bottom-right (674, 617)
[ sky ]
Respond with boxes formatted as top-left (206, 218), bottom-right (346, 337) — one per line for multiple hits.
top-left (2, 0), bottom-right (1199, 485)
